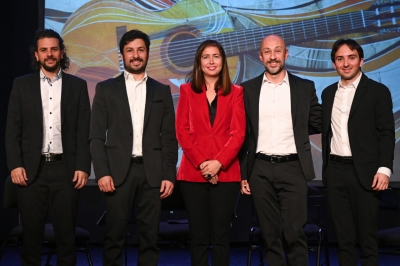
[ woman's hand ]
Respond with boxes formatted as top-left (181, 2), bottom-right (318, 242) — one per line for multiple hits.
top-left (200, 160), bottom-right (222, 184)
top-left (207, 174), bottom-right (219, 185)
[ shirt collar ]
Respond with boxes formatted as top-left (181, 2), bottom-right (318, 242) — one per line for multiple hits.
top-left (124, 70), bottom-right (148, 83)
top-left (40, 69), bottom-right (62, 86)
top-left (262, 70), bottom-right (289, 85)
top-left (338, 71), bottom-right (362, 89)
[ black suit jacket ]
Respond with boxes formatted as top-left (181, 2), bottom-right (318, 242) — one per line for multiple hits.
top-left (321, 73), bottom-right (395, 190)
top-left (90, 74), bottom-right (178, 187)
top-left (240, 72), bottom-right (321, 180)
top-left (5, 71), bottom-right (91, 183)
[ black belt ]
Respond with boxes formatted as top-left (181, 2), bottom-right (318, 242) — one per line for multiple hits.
top-left (41, 153), bottom-right (63, 162)
top-left (330, 155), bottom-right (353, 164)
top-left (256, 153), bottom-right (298, 163)
top-left (131, 156), bottom-right (143, 164)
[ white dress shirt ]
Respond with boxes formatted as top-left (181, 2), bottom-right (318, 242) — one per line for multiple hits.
top-left (256, 71), bottom-right (296, 155)
top-left (40, 69), bottom-right (63, 154)
top-left (330, 72), bottom-right (391, 177)
top-left (124, 71), bottom-right (147, 157)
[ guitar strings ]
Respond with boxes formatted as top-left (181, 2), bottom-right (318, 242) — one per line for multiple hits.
top-left (146, 11), bottom-right (378, 67)
top-left (59, 0), bottom-right (400, 75)
top-left (64, 5), bottom-right (398, 74)
top-left (142, 10), bottom-right (396, 72)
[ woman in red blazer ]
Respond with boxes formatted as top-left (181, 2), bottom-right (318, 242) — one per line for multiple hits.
top-left (176, 40), bottom-right (245, 266)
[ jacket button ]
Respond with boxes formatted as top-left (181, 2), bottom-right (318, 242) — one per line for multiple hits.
top-left (130, 132), bottom-right (133, 136)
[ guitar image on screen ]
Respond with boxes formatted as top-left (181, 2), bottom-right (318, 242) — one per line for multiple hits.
top-left (61, 0), bottom-right (400, 81)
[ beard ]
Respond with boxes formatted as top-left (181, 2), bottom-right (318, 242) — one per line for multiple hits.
top-left (124, 57), bottom-right (148, 74)
top-left (264, 59), bottom-right (285, 75)
top-left (41, 57), bottom-right (61, 73)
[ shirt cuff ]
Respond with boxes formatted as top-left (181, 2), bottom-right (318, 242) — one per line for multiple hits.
top-left (377, 167), bottom-right (392, 179)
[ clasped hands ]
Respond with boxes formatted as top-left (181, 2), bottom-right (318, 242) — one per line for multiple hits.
top-left (200, 160), bottom-right (222, 185)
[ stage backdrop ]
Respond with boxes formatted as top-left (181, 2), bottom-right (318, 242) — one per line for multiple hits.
top-left (45, 0), bottom-right (400, 181)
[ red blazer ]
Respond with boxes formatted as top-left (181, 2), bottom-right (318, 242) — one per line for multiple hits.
top-left (176, 83), bottom-right (245, 182)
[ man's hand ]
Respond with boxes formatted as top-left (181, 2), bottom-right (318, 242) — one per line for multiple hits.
top-left (11, 167), bottom-right (28, 186)
top-left (372, 173), bottom-right (389, 191)
top-left (98, 176), bottom-right (115, 193)
top-left (72, 170), bottom-right (89, 189)
top-left (241, 180), bottom-right (251, 195)
top-left (160, 180), bottom-right (174, 199)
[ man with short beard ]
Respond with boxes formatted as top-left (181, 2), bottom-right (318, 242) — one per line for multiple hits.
top-left (5, 29), bottom-right (91, 265)
top-left (90, 29), bottom-right (178, 266)
top-left (239, 35), bottom-right (321, 266)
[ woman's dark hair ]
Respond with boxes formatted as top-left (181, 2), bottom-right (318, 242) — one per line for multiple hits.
top-left (31, 29), bottom-right (70, 71)
top-left (186, 40), bottom-right (231, 95)
top-left (331, 38), bottom-right (364, 62)
top-left (119, 29), bottom-right (150, 54)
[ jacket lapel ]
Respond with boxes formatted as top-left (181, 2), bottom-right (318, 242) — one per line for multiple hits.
top-left (288, 72), bottom-right (298, 127)
top-left (60, 72), bottom-right (71, 126)
top-left (116, 73), bottom-right (133, 127)
top-left (213, 89), bottom-right (232, 129)
top-left (192, 86), bottom-right (211, 127)
top-left (323, 85), bottom-right (336, 135)
top-left (32, 72), bottom-right (44, 129)
top-left (143, 77), bottom-right (154, 129)
top-left (249, 74), bottom-right (263, 139)
top-left (349, 73), bottom-right (368, 119)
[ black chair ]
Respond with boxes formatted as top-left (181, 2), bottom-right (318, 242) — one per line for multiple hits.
top-left (377, 188), bottom-right (400, 255)
top-left (0, 175), bottom-right (93, 265)
top-left (158, 182), bottom-right (190, 248)
top-left (306, 193), bottom-right (330, 266)
top-left (246, 215), bottom-right (265, 266)
top-left (246, 185), bottom-right (329, 266)
top-left (158, 216), bottom-right (190, 249)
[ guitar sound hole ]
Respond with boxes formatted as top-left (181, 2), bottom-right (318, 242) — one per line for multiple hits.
top-left (167, 33), bottom-right (199, 69)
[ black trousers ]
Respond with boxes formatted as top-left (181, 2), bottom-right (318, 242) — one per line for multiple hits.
top-left (249, 158), bottom-right (308, 266)
top-left (18, 160), bottom-right (79, 266)
top-left (103, 162), bottom-right (161, 266)
top-left (180, 181), bottom-right (240, 266)
top-left (325, 161), bottom-right (380, 266)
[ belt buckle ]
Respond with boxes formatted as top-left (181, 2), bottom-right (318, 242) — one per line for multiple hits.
top-left (271, 156), bottom-right (280, 164)
top-left (43, 153), bottom-right (54, 162)
top-left (132, 156), bottom-right (143, 164)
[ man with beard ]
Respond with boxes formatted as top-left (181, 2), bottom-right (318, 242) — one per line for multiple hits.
top-left (90, 29), bottom-right (178, 266)
top-left (240, 35), bottom-right (321, 265)
top-left (5, 29), bottom-right (91, 265)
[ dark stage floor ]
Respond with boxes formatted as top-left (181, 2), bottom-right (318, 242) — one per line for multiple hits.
top-left (1, 244), bottom-right (399, 265)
